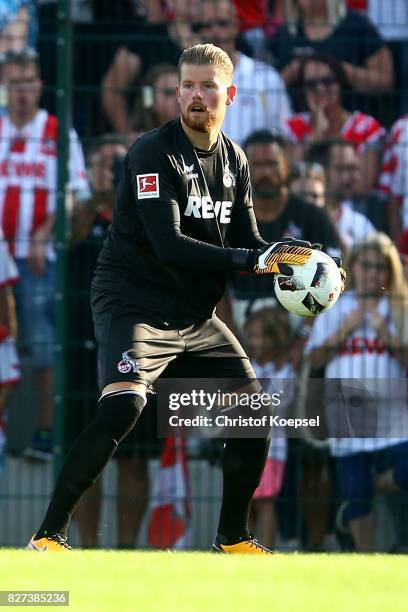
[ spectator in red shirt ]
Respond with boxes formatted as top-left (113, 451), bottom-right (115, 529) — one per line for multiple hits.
top-left (282, 53), bottom-right (385, 194)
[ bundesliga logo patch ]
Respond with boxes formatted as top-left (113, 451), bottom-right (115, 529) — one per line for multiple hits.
top-left (137, 173), bottom-right (159, 199)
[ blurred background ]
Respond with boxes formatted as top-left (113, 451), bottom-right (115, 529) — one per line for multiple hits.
top-left (1, 0), bottom-right (408, 553)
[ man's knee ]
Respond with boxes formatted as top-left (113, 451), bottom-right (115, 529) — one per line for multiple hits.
top-left (98, 390), bottom-right (146, 444)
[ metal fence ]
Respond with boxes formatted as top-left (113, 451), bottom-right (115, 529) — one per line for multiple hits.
top-left (1, 0), bottom-right (408, 553)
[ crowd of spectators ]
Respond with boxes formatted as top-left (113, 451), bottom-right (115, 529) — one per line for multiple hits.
top-left (1, 0), bottom-right (408, 552)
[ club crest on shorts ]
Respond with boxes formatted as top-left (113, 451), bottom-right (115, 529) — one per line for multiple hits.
top-left (117, 351), bottom-right (139, 374)
top-left (137, 173), bottom-right (159, 199)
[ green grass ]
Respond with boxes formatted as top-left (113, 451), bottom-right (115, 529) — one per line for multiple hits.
top-left (1, 550), bottom-right (407, 611)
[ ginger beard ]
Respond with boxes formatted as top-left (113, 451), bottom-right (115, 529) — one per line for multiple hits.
top-left (180, 103), bottom-right (220, 133)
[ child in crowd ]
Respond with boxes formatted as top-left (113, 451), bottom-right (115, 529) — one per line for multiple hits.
top-left (243, 306), bottom-right (295, 548)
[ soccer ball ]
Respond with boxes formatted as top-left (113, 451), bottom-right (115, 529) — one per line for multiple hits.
top-left (274, 249), bottom-right (342, 317)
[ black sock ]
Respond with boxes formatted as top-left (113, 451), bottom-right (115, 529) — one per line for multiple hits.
top-left (217, 437), bottom-right (269, 543)
top-left (36, 391), bottom-right (145, 539)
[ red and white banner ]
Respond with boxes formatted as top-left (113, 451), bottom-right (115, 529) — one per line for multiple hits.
top-left (148, 435), bottom-right (192, 549)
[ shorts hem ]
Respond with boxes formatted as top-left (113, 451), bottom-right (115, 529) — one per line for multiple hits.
top-left (100, 376), bottom-right (155, 395)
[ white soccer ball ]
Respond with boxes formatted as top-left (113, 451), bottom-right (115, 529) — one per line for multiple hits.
top-left (274, 249), bottom-right (342, 317)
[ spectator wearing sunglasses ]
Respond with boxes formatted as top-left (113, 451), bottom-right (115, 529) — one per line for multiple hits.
top-left (194, 0), bottom-right (292, 145)
top-left (282, 54), bottom-right (385, 195)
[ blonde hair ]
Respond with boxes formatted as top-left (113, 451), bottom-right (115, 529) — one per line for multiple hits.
top-left (345, 233), bottom-right (408, 340)
top-left (285, 0), bottom-right (346, 35)
top-left (178, 43), bottom-right (234, 84)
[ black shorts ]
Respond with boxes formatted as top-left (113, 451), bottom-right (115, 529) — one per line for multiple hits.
top-left (93, 311), bottom-right (255, 393)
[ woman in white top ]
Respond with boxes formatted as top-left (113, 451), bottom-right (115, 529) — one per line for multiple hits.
top-left (307, 233), bottom-right (408, 551)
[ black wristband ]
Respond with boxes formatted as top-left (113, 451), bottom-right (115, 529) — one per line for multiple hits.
top-left (230, 248), bottom-right (257, 271)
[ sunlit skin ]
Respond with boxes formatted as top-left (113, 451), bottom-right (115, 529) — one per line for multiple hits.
top-left (176, 63), bottom-right (236, 150)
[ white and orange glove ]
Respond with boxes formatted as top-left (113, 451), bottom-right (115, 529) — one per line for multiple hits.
top-left (253, 238), bottom-right (316, 275)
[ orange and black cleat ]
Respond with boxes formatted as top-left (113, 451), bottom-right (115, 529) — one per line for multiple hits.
top-left (212, 534), bottom-right (273, 555)
top-left (27, 534), bottom-right (72, 552)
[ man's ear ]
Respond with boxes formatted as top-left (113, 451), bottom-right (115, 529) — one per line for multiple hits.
top-left (226, 84), bottom-right (237, 106)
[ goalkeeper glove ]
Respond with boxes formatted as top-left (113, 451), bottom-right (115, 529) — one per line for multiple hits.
top-left (331, 256), bottom-right (347, 292)
top-left (254, 238), bottom-right (317, 275)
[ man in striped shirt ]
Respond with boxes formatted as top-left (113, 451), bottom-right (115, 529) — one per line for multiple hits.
top-left (0, 48), bottom-right (90, 460)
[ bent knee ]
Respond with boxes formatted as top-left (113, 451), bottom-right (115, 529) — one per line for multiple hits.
top-left (101, 381), bottom-right (147, 400)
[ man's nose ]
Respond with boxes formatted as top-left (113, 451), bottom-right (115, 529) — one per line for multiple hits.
top-left (192, 87), bottom-right (203, 98)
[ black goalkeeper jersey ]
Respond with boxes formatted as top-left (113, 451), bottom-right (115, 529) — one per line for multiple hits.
top-left (92, 119), bottom-right (266, 323)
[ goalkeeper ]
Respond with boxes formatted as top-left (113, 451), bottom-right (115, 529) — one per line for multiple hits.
top-left (29, 44), bottom-right (333, 554)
